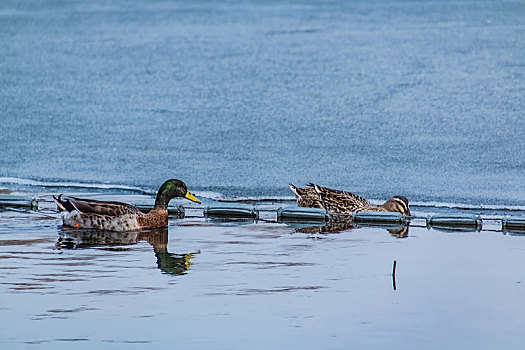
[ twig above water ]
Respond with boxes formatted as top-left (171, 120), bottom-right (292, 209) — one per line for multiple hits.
top-left (392, 260), bottom-right (397, 291)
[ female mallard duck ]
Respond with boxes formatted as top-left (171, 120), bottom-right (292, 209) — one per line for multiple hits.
top-left (289, 183), bottom-right (410, 216)
top-left (53, 179), bottom-right (201, 231)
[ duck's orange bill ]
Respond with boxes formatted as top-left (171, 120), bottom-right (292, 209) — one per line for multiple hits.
top-left (184, 191), bottom-right (201, 204)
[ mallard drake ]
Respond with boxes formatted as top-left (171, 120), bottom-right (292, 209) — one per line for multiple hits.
top-left (289, 183), bottom-right (410, 216)
top-left (53, 179), bottom-right (201, 231)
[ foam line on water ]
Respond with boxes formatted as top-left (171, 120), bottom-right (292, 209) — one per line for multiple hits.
top-left (409, 200), bottom-right (525, 212)
top-left (0, 177), bottom-right (150, 194)
top-left (216, 196), bottom-right (297, 202)
top-left (0, 177), bottom-right (228, 200)
top-left (193, 190), bottom-right (226, 199)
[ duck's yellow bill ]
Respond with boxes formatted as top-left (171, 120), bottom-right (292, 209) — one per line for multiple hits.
top-left (185, 191), bottom-right (201, 204)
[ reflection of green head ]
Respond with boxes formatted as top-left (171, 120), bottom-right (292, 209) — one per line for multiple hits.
top-left (154, 179), bottom-right (200, 210)
top-left (155, 251), bottom-right (194, 275)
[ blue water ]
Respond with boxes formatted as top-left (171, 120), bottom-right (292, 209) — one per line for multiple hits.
top-left (2, 205), bottom-right (525, 350)
top-left (2, 1), bottom-right (525, 349)
top-left (1, 0), bottom-right (524, 205)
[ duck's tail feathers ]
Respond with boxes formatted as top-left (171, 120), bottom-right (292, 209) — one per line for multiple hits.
top-left (289, 184), bottom-right (301, 198)
top-left (52, 195), bottom-right (80, 213)
top-left (309, 183), bottom-right (323, 196)
top-left (53, 195), bottom-right (67, 211)
top-left (68, 198), bottom-right (81, 212)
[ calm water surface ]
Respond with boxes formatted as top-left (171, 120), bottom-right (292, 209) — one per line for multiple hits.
top-left (1, 198), bottom-right (525, 349)
top-left (1, 0), bottom-right (525, 348)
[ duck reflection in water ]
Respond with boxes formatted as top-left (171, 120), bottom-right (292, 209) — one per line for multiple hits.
top-left (288, 219), bottom-right (409, 238)
top-left (56, 227), bottom-right (196, 275)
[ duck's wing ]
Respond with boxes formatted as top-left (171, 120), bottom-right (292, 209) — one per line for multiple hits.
top-left (55, 195), bottom-right (142, 216)
top-left (289, 184), bottom-right (324, 208)
top-left (309, 183), bottom-right (373, 214)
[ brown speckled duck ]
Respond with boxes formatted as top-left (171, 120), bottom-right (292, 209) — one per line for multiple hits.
top-left (289, 183), bottom-right (410, 216)
top-left (53, 179), bottom-right (201, 231)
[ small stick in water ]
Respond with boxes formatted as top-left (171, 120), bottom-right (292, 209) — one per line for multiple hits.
top-left (392, 260), bottom-right (397, 291)
top-left (392, 260), bottom-right (397, 276)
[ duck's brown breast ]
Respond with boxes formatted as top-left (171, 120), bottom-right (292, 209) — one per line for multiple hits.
top-left (137, 209), bottom-right (169, 229)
